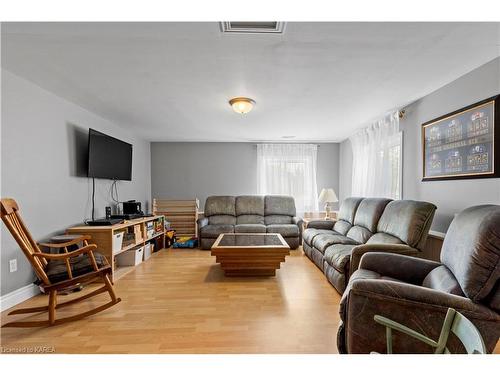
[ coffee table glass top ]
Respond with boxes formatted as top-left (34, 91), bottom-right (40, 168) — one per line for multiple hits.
top-left (216, 233), bottom-right (286, 247)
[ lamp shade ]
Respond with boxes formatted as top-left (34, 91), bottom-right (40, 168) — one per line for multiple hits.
top-left (318, 188), bottom-right (338, 204)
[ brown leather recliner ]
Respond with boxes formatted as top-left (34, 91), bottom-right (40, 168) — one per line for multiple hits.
top-left (337, 205), bottom-right (500, 353)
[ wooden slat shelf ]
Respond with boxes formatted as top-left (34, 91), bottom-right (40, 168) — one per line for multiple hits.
top-left (114, 241), bottom-right (142, 256)
top-left (153, 199), bottom-right (199, 238)
top-left (146, 231), bottom-right (164, 241)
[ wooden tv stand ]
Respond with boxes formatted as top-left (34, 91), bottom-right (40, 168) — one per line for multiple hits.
top-left (67, 215), bottom-right (166, 281)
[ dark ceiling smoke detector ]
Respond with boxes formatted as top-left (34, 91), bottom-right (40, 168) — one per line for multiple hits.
top-left (220, 22), bottom-right (286, 34)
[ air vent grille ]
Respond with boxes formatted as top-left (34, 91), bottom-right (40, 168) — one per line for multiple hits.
top-left (220, 21), bottom-right (285, 34)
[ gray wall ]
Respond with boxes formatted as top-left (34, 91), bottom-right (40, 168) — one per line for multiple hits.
top-left (151, 142), bottom-right (340, 211)
top-left (1, 70), bottom-right (152, 296)
top-left (339, 57), bottom-right (500, 232)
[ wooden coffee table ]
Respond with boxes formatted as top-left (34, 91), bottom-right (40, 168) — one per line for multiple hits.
top-left (211, 233), bottom-right (290, 276)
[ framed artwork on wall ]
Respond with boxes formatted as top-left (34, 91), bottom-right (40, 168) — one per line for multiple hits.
top-left (422, 95), bottom-right (500, 181)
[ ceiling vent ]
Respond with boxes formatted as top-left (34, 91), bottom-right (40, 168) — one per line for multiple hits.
top-left (220, 21), bottom-right (285, 34)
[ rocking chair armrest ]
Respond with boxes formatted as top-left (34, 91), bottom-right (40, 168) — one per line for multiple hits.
top-left (38, 235), bottom-right (92, 249)
top-left (33, 244), bottom-right (98, 260)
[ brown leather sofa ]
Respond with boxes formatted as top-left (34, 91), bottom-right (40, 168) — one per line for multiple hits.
top-left (338, 204), bottom-right (500, 353)
top-left (302, 197), bottom-right (437, 293)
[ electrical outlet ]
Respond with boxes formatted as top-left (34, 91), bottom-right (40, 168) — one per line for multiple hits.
top-left (9, 258), bottom-right (17, 273)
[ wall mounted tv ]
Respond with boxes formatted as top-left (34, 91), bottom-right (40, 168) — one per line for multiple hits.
top-left (87, 128), bottom-right (133, 180)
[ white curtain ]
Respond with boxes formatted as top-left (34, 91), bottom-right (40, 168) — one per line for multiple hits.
top-left (350, 112), bottom-right (402, 199)
top-left (257, 144), bottom-right (319, 213)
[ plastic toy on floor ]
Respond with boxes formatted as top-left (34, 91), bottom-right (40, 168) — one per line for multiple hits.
top-left (165, 230), bottom-right (176, 247)
top-left (172, 236), bottom-right (198, 248)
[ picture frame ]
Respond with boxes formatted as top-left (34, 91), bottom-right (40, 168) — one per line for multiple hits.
top-left (422, 95), bottom-right (500, 181)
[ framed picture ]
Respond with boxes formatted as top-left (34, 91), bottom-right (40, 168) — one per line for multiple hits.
top-left (422, 95), bottom-right (500, 181)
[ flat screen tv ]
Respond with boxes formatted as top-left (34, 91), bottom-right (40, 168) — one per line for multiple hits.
top-left (87, 129), bottom-right (133, 180)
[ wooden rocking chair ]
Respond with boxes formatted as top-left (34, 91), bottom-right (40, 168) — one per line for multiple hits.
top-left (1, 198), bottom-right (121, 327)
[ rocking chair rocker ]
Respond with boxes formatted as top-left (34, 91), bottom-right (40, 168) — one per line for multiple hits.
top-left (1, 198), bottom-right (121, 327)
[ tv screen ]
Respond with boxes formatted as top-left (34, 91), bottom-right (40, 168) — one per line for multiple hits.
top-left (87, 129), bottom-right (133, 180)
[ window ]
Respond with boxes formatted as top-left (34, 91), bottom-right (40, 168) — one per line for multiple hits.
top-left (257, 144), bottom-right (319, 213)
top-left (350, 112), bottom-right (402, 200)
top-left (387, 133), bottom-right (402, 200)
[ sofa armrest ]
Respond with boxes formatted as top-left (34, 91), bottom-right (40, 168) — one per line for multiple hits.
top-left (197, 217), bottom-right (209, 229)
top-left (293, 216), bottom-right (304, 241)
top-left (341, 279), bottom-right (500, 353)
top-left (349, 244), bottom-right (419, 276)
top-left (357, 252), bottom-right (441, 285)
top-left (306, 220), bottom-right (335, 230)
top-left (349, 279), bottom-right (498, 319)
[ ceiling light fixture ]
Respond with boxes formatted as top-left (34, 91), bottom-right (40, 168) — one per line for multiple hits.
top-left (229, 97), bottom-right (256, 114)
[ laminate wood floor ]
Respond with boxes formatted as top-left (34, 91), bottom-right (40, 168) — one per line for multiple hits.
top-left (0, 248), bottom-right (341, 354)
top-left (2, 248), bottom-right (499, 354)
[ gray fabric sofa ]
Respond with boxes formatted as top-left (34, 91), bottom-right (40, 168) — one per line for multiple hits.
top-left (303, 197), bottom-right (436, 293)
top-left (198, 195), bottom-right (303, 250)
top-left (337, 205), bottom-right (500, 353)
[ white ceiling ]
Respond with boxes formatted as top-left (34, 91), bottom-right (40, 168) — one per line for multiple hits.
top-left (2, 22), bottom-right (499, 142)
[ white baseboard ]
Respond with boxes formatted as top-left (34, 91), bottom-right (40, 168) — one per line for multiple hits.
top-left (0, 283), bottom-right (40, 312)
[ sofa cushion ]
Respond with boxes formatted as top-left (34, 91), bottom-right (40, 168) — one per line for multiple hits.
top-left (264, 196), bottom-right (296, 216)
top-left (236, 195), bottom-right (265, 216)
top-left (337, 197), bottom-right (364, 224)
top-left (323, 244), bottom-right (356, 272)
top-left (266, 224), bottom-right (299, 237)
top-left (205, 196), bottom-right (236, 216)
top-left (353, 198), bottom-right (392, 232)
top-left (200, 224), bottom-right (234, 238)
top-left (422, 265), bottom-right (464, 297)
top-left (265, 215), bottom-right (293, 225)
top-left (313, 233), bottom-right (359, 252)
top-left (333, 220), bottom-right (352, 236)
top-left (306, 220), bottom-right (335, 230)
top-left (237, 214), bottom-right (265, 225)
top-left (45, 251), bottom-right (108, 284)
top-left (303, 228), bottom-right (336, 246)
top-left (366, 232), bottom-right (404, 245)
top-left (209, 215), bottom-right (236, 225)
top-left (440, 205), bottom-right (500, 302)
top-left (346, 226), bottom-right (373, 244)
top-left (235, 224), bottom-right (267, 233)
top-left (376, 200), bottom-right (436, 249)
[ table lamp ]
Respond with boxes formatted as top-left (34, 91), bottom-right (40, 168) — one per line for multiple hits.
top-left (318, 188), bottom-right (338, 220)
